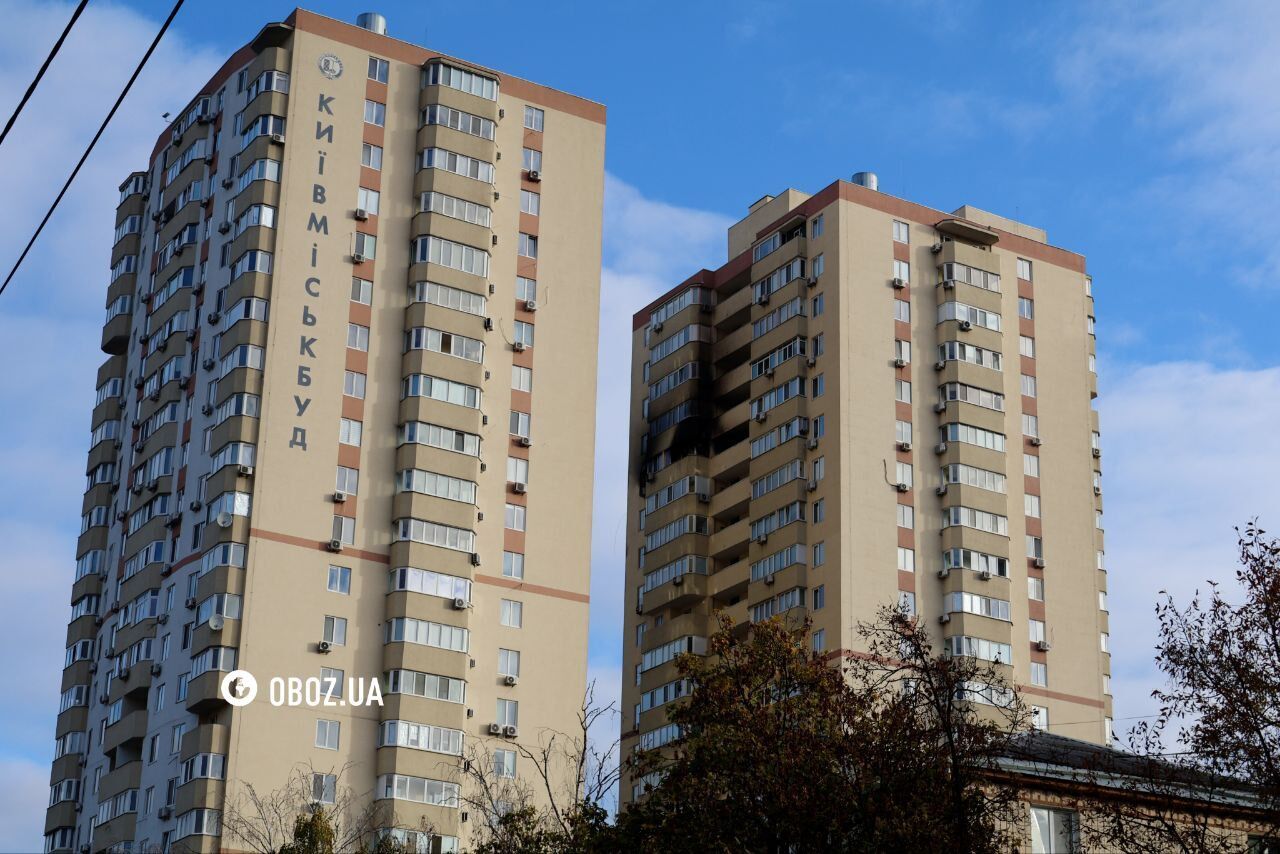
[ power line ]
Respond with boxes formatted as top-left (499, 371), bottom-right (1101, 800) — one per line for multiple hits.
top-left (0, 0), bottom-right (90, 150)
top-left (0, 0), bottom-right (184, 299)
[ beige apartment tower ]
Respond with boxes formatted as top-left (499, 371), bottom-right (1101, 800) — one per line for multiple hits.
top-left (621, 176), bottom-right (1110, 801)
top-left (46, 9), bottom-right (604, 853)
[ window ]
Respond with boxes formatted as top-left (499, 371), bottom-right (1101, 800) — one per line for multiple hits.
top-left (354, 232), bottom-right (377, 259)
top-left (335, 467), bottom-right (360, 496)
top-left (895, 462), bottom-right (913, 488)
top-left (496, 699), bottom-right (520, 730)
top-left (522, 147), bottom-right (542, 172)
top-left (344, 371), bottom-right (366, 399)
top-left (509, 410), bottom-right (531, 438)
top-left (515, 276), bottom-right (537, 303)
top-left (1031, 706), bottom-right (1049, 730)
top-left (895, 379), bottom-right (911, 403)
top-left (812, 629), bottom-right (826, 651)
top-left (500, 599), bottom-right (523, 628)
top-left (1024, 454), bottom-right (1041, 478)
top-left (812, 585), bottom-right (825, 610)
top-left (894, 339), bottom-right (911, 364)
top-left (350, 277), bottom-right (372, 305)
top-left (1101, 632), bottom-right (1110, 653)
top-left (514, 320), bottom-right (535, 347)
top-left (897, 547), bottom-right (915, 573)
top-left (897, 504), bottom-right (914, 529)
top-left (1018, 297), bottom-right (1034, 320)
top-left (357, 187), bottom-right (380, 215)
top-left (368, 57), bottom-right (389, 83)
top-left (813, 542), bottom-right (826, 566)
top-left (363, 100), bottom-right (386, 126)
top-left (812, 293), bottom-right (824, 316)
top-left (313, 773), bottom-right (337, 805)
top-left (347, 323), bottom-right (370, 351)
top-left (1023, 414), bottom-right (1039, 438)
top-left (1029, 620), bottom-right (1046, 644)
top-left (361, 143), bottom-right (383, 170)
top-left (893, 259), bottom-right (910, 283)
top-left (323, 616), bottom-right (347, 646)
top-left (811, 214), bottom-right (824, 237)
top-left (316, 719), bottom-right (340, 750)
top-left (339, 418), bottom-right (362, 447)
top-left (493, 748), bottom-right (517, 779)
top-left (498, 648), bottom-right (520, 677)
top-left (503, 552), bottom-right (525, 579)
top-left (896, 420), bottom-right (912, 444)
top-left (812, 499), bottom-right (825, 523)
top-left (893, 219), bottom-right (909, 243)
top-left (518, 233), bottom-right (538, 258)
top-left (507, 457), bottom-right (529, 487)
top-left (894, 299), bottom-right (910, 322)
top-left (512, 365), bottom-right (532, 392)
top-left (1021, 374), bottom-right (1037, 397)
top-left (332, 515), bottom-right (354, 544)
top-left (327, 566), bottom-right (351, 594)
top-left (523, 105), bottom-right (544, 130)
top-left (1017, 258), bottom-right (1033, 281)
top-left (425, 61), bottom-right (498, 98)
top-left (1027, 535), bottom-right (1043, 559)
top-left (505, 503), bottom-right (526, 531)
top-left (812, 374), bottom-right (825, 397)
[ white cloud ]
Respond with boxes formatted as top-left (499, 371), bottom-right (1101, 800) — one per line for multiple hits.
top-left (1099, 361), bottom-right (1280, 733)
top-left (1057, 0), bottom-right (1280, 287)
top-left (588, 175), bottom-right (732, 696)
top-left (0, 1), bottom-right (222, 847)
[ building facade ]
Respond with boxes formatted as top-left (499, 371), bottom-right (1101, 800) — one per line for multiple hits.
top-left (622, 177), bottom-right (1109, 801)
top-left (47, 9), bottom-right (604, 853)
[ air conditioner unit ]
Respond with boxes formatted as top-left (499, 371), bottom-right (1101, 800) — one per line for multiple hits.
top-left (147, 479), bottom-right (159, 491)
top-left (116, 510), bottom-right (127, 521)
top-left (958, 320), bottom-right (972, 331)
top-left (696, 492), bottom-right (710, 503)
top-left (936, 484), bottom-right (948, 496)
top-left (351, 252), bottom-right (367, 264)
top-left (184, 596), bottom-right (197, 609)
top-left (157, 613), bottom-right (168, 624)
top-left (134, 377), bottom-right (145, 389)
top-left (488, 722), bottom-right (503, 735)
top-left (201, 404), bottom-right (214, 416)
top-left (451, 597), bottom-right (468, 610)
top-left (221, 178), bottom-right (234, 189)
top-left (806, 276), bottom-right (818, 288)
top-left (512, 482), bottom-right (527, 494)
top-left (513, 341), bottom-right (527, 352)
top-left (524, 299), bottom-right (537, 311)
top-left (157, 339), bottom-right (168, 353)
top-left (237, 465), bottom-right (254, 477)
top-left (161, 563), bottom-right (173, 578)
top-left (149, 389), bottom-right (161, 401)
top-left (503, 674), bottom-right (518, 687)
top-left (1030, 437), bottom-right (1043, 447)
top-left (699, 302), bottom-right (714, 313)
top-left (185, 330), bottom-right (198, 342)
top-left (930, 243), bottom-right (944, 253)
top-left (517, 436), bottom-right (532, 448)
top-left (269, 133), bottom-right (286, 144)
top-left (166, 512), bottom-right (182, 527)
top-left (120, 667), bottom-right (131, 680)
top-left (88, 663), bottom-right (97, 674)
top-left (650, 320), bottom-right (663, 333)
top-left (526, 170), bottom-right (541, 182)
top-left (1036, 640), bottom-right (1052, 652)
top-left (806, 437), bottom-right (819, 450)
top-left (158, 806), bottom-right (172, 819)
top-left (754, 534), bottom-right (768, 546)
top-left (942, 280), bottom-right (956, 290)
top-left (470, 552), bottom-right (482, 567)
top-left (202, 358), bottom-right (216, 370)
top-left (934, 402), bottom-right (947, 413)
top-left (151, 664), bottom-right (162, 676)
top-left (326, 540), bottom-right (344, 553)
top-left (1092, 448), bottom-right (1102, 458)
top-left (1034, 557), bottom-right (1046, 569)
top-left (197, 114), bottom-right (213, 125)
top-left (755, 293), bottom-right (770, 306)
top-left (1093, 485), bottom-right (1102, 496)
top-left (890, 277), bottom-right (906, 290)
top-left (131, 483), bottom-right (144, 495)
top-left (317, 640), bottom-right (332, 653)
top-left (672, 575), bottom-right (684, 586)
top-left (978, 569), bottom-right (992, 580)
top-left (353, 208), bottom-right (369, 221)
top-left (764, 366), bottom-right (775, 378)
top-left (935, 442), bottom-right (948, 455)
top-left (189, 500), bottom-right (202, 511)
top-left (484, 317), bottom-right (494, 331)
top-left (934, 360), bottom-right (947, 371)
top-left (94, 615), bottom-right (104, 626)
top-left (217, 222), bottom-right (231, 234)
top-left (207, 312), bottom-right (221, 324)
top-left (893, 358), bottom-right (907, 368)
top-left (806, 356), bottom-right (817, 368)
top-left (753, 411), bottom-right (767, 423)
top-left (937, 568), bottom-right (950, 579)
top-left (99, 693), bottom-right (110, 704)
top-left (897, 441), bottom-right (912, 452)
top-left (938, 614), bottom-right (951, 624)
top-left (895, 482), bottom-right (910, 493)
top-left (806, 479), bottom-right (817, 492)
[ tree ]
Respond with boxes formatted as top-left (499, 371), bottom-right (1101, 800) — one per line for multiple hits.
top-left (1081, 522), bottom-right (1280, 851)
top-left (219, 762), bottom-right (411, 854)
top-left (617, 608), bottom-right (1028, 853)
top-left (460, 683), bottom-right (620, 853)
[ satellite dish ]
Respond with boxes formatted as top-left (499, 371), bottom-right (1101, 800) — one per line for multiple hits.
top-left (216, 511), bottom-right (233, 528)
top-left (208, 614), bottom-right (225, 631)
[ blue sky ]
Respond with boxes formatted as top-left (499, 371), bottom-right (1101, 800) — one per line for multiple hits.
top-left (2, 0), bottom-right (1279, 846)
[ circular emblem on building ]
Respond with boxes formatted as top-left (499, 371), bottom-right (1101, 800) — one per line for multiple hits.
top-left (317, 53), bottom-right (344, 79)
top-left (220, 669), bottom-right (259, 707)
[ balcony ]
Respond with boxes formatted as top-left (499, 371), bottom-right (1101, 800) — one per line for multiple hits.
top-left (709, 517), bottom-right (748, 562)
top-left (709, 476), bottom-right (750, 522)
top-left (101, 312), bottom-right (131, 355)
top-left (641, 572), bottom-right (708, 616)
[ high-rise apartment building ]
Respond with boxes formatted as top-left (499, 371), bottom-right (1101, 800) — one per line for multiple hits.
top-left (621, 176), bottom-right (1109, 801)
top-left (47, 10), bottom-right (604, 853)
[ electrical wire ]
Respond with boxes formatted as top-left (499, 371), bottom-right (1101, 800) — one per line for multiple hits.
top-left (0, 0), bottom-right (90, 150)
top-left (0, 0), bottom-right (184, 298)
